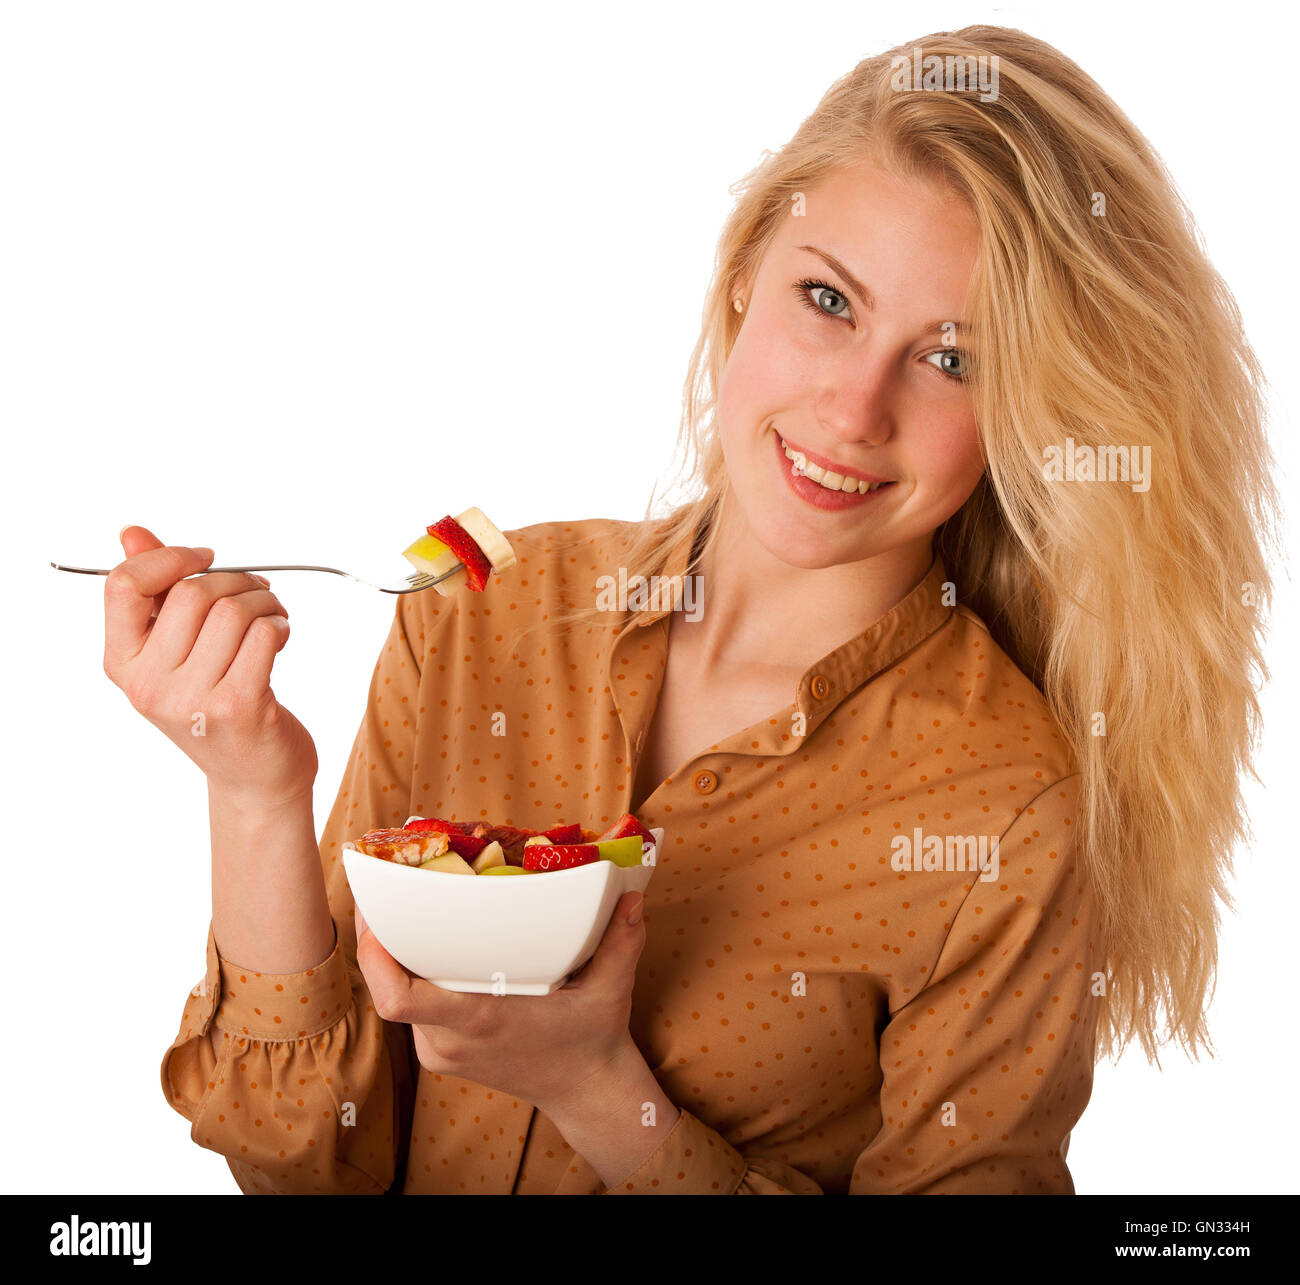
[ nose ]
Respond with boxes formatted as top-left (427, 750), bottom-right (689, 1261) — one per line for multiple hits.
top-left (811, 350), bottom-right (896, 447)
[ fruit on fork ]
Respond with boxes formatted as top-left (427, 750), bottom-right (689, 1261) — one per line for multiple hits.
top-left (402, 507), bottom-right (517, 597)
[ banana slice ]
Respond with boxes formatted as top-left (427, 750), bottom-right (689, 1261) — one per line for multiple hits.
top-left (456, 507), bottom-right (517, 573)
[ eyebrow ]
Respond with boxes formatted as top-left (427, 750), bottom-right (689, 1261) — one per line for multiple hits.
top-left (795, 244), bottom-right (967, 335)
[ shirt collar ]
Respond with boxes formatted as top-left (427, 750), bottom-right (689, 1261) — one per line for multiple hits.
top-left (790, 549), bottom-right (953, 727)
top-left (614, 513), bottom-right (954, 721)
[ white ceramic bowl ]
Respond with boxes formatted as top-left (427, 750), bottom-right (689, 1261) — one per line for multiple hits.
top-left (342, 827), bottom-right (662, 995)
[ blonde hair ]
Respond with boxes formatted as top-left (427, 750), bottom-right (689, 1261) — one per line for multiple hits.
top-left (519, 25), bottom-right (1280, 1063)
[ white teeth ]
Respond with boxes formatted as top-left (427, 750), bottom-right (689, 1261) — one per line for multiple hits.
top-left (781, 438), bottom-right (887, 494)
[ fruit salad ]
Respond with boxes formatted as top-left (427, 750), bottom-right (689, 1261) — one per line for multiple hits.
top-left (353, 812), bottom-right (656, 875)
top-left (403, 508), bottom-right (517, 596)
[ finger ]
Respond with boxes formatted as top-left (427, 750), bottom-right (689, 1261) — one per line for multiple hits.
top-left (119, 525), bottom-right (169, 621)
top-left (215, 611), bottom-right (290, 698)
top-left (104, 542), bottom-right (215, 672)
top-left (147, 577), bottom-right (285, 674)
top-left (355, 930), bottom-right (478, 1027)
top-left (567, 892), bottom-right (646, 989)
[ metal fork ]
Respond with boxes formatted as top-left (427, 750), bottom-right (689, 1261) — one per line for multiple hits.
top-left (49, 560), bottom-right (464, 595)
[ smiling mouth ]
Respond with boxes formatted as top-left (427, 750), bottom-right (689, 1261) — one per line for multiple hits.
top-left (778, 433), bottom-right (893, 494)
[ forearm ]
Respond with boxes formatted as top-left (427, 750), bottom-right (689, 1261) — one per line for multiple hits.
top-left (208, 782), bottom-right (336, 976)
top-left (541, 1039), bottom-right (681, 1190)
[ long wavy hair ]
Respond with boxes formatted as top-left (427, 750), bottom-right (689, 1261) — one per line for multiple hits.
top-left (515, 25), bottom-right (1280, 1063)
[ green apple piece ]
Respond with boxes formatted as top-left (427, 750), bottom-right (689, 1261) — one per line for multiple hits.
top-left (417, 852), bottom-right (477, 875)
top-left (479, 865), bottom-right (533, 875)
top-left (470, 840), bottom-right (506, 873)
top-left (403, 533), bottom-right (469, 597)
top-left (522, 835), bottom-right (553, 846)
top-left (595, 836), bottom-right (645, 867)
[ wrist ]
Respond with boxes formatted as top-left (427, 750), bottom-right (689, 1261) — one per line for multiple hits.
top-left (207, 778), bottom-right (315, 819)
top-left (540, 1038), bottom-right (682, 1190)
top-left (541, 1037), bottom-right (657, 1126)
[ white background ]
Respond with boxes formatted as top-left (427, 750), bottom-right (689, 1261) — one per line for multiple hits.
top-left (2, 0), bottom-right (1295, 1195)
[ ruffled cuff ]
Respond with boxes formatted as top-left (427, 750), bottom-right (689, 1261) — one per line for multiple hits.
top-left (209, 919), bottom-right (353, 1041)
top-left (603, 1108), bottom-right (747, 1194)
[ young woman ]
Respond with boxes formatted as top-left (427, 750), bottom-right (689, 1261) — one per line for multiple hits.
top-left (106, 25), bottom-right (1276, 1194)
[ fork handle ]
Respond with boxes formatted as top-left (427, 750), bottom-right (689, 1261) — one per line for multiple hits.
top-left (47, 563), bottom-right (339, 576)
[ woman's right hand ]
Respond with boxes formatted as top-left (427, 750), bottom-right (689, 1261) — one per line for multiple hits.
top-left (102, 525), bottom-right (319, 809)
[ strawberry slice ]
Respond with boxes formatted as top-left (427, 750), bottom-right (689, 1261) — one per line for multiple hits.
top-left (521, 843), bottom-right (601, 872)
top-left (543, 823), bottom-right (583, 844)
top-left (444, 832), bottom-right (490, 860)
top-left (596, 812), bottom-right (655, 848)
top-left (403, 816), bottom-right (483, 836)
top-left (429, 515), bottom-right (493, 592)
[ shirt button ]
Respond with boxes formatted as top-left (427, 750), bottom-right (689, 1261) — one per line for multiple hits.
top-left (810, 673), bottom-right (831, 700)
top-left (692, 769), bottom-right (717, 795)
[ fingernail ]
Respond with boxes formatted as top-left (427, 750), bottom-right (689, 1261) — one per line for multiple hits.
top-left (251, 574), bottom-right (270, 586)
top-left (118, 524), bottom-right (131, 542)
top-left (627, 894), bottom-right (643, 926)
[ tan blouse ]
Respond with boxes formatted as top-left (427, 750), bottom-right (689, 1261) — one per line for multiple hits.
top-left (161, 513), bottom-right (1102, 1194)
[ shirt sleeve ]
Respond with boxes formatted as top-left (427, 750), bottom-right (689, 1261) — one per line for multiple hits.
top-left (602, 1108), bottom-right (825, 1193)
top-left (159, 588), bottom-right (433, 1194)
top-left (850, 772), bottom-right (1101, 1194)
top-left (605, 774), bottom-right (1100, 1196)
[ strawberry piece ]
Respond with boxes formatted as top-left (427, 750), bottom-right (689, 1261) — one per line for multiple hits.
top-left (596, 812), bottom-right (655, 847)
top-left (429, 515), bottom-right (493, 592)
top-left (403, 816), bottom-right (483, 836)
top-left (521, 843), bottom-right (601, 872)
top-left (444, 832), bottom-right (490, 860)
top-left (543, 823), bottom-right (583, 844)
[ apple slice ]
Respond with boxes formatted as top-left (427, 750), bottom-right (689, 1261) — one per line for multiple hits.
top-left (594, 836), bottom-right (644, 867)
top-left (480, 865), bottom-right (534, 875)
top-left (470, 840), bottom-right (506, 873)
top-left (417, 852), bottom-right (477, 875)
top-left (403, 532), bottom-right (469, 597)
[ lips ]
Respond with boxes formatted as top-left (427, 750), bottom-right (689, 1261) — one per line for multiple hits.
top-left (772, 428), bottom-right (896, 510)
top-left (777, 432), bottom-right (893, 487)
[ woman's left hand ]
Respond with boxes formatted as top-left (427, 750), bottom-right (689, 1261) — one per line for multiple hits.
top-left (355, 889), bottom-right (648, 1116)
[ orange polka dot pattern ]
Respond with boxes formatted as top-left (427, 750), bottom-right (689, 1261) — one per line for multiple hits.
top-left (160, 516), bottom-right (1103, 1194)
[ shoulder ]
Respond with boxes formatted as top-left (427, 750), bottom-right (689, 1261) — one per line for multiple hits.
top-left (500, 514), bottom-right (678, 606)
top-left (402, 513), bottom-right (668, 639)
top-left (931, 598), bottom-right (1077, 785)
top-left (502, 514), bottom-right (656, 580)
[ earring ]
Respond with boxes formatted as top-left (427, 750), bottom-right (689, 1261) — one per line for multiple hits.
top-left (733, 297), bottom-right (744, 313)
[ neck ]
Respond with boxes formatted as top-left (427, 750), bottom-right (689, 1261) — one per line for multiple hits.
top-left (685, 492), bottom-right (934, 676)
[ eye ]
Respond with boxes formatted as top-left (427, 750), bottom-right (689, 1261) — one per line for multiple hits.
top-left (794, 277), bottom-right (853, 322)
top-left (924, 347), bottom-right (970, 383)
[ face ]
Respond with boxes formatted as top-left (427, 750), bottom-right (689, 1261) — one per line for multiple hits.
top-left (716, 156), bottom-right (986, 571)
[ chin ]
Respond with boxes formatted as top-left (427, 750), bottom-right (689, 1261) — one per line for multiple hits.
top-left (748, 505), bottom-right (877, 571)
